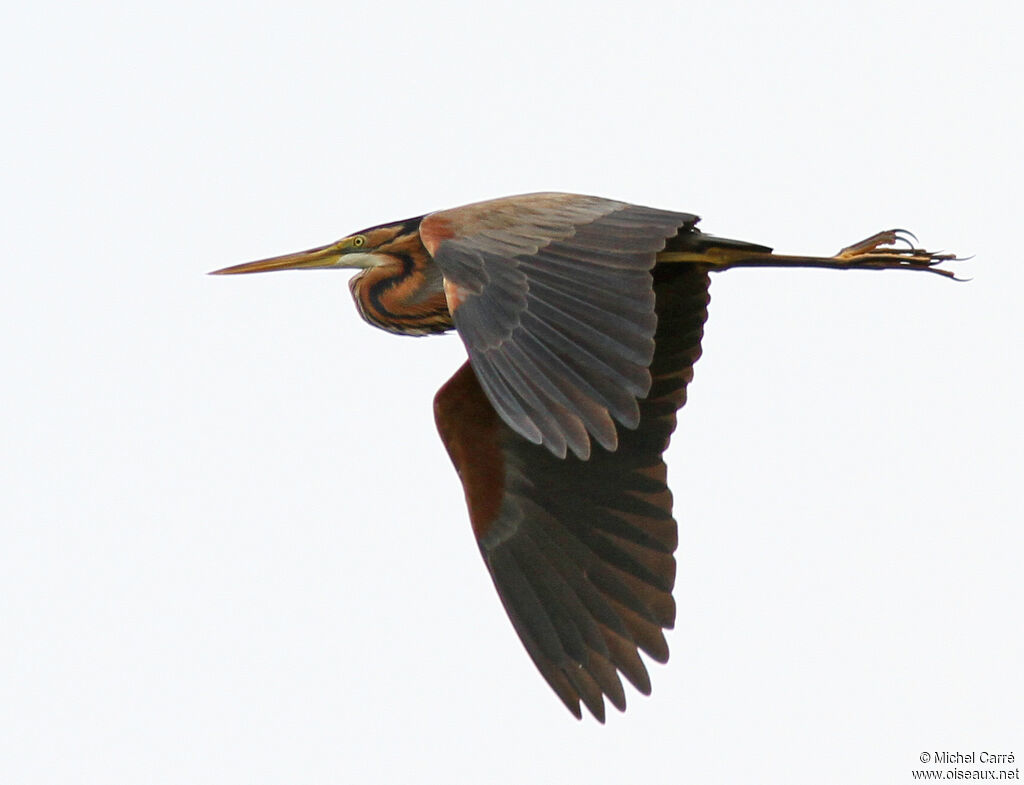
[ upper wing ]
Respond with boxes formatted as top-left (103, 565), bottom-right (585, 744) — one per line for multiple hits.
top-left (421, 193), bottom-right (697, 460)
top-left (434, 264), bottom-right (711, 721)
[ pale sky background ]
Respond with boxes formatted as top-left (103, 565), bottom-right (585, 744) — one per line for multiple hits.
top-left (2, 1), bottom-right (1021, 783)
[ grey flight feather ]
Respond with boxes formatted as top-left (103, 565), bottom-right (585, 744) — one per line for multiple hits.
top-left (425, 193), bottom-right (696, 459)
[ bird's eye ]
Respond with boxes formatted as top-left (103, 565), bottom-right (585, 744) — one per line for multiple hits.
top-left (351, 236), bottom-right (366, 248)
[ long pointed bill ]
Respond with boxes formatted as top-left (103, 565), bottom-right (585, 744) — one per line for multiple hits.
top-left (209, 243), bottom-right (346, 275)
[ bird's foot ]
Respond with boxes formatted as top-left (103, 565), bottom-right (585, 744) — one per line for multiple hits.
top-left (834, 230), bottom-right (962, 278)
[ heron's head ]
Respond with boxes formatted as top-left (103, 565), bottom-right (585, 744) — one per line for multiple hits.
top-left (209, 219), bottom-right (425, 276)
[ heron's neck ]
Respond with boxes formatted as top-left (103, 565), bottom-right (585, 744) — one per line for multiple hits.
top-left (349, 227), bottom-right (454, 336)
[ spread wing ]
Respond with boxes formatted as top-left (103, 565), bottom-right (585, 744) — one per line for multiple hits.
top-left (434, 264), bottom-right (710, 721)
top-left (421, 193), bottom-right (697, 460)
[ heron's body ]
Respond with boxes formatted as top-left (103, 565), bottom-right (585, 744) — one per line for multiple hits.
top-left (212, 192), bottom-right (955, 721)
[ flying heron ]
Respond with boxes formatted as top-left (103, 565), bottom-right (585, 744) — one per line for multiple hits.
top-left (211, 192), bottom-right (956, 721)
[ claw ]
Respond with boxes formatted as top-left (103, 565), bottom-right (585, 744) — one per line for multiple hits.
top-left (891, 228), bottom-right (920, 249)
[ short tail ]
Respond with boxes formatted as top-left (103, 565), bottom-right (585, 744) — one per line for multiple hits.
top-left (659, 229), bottom-right (961, 279)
